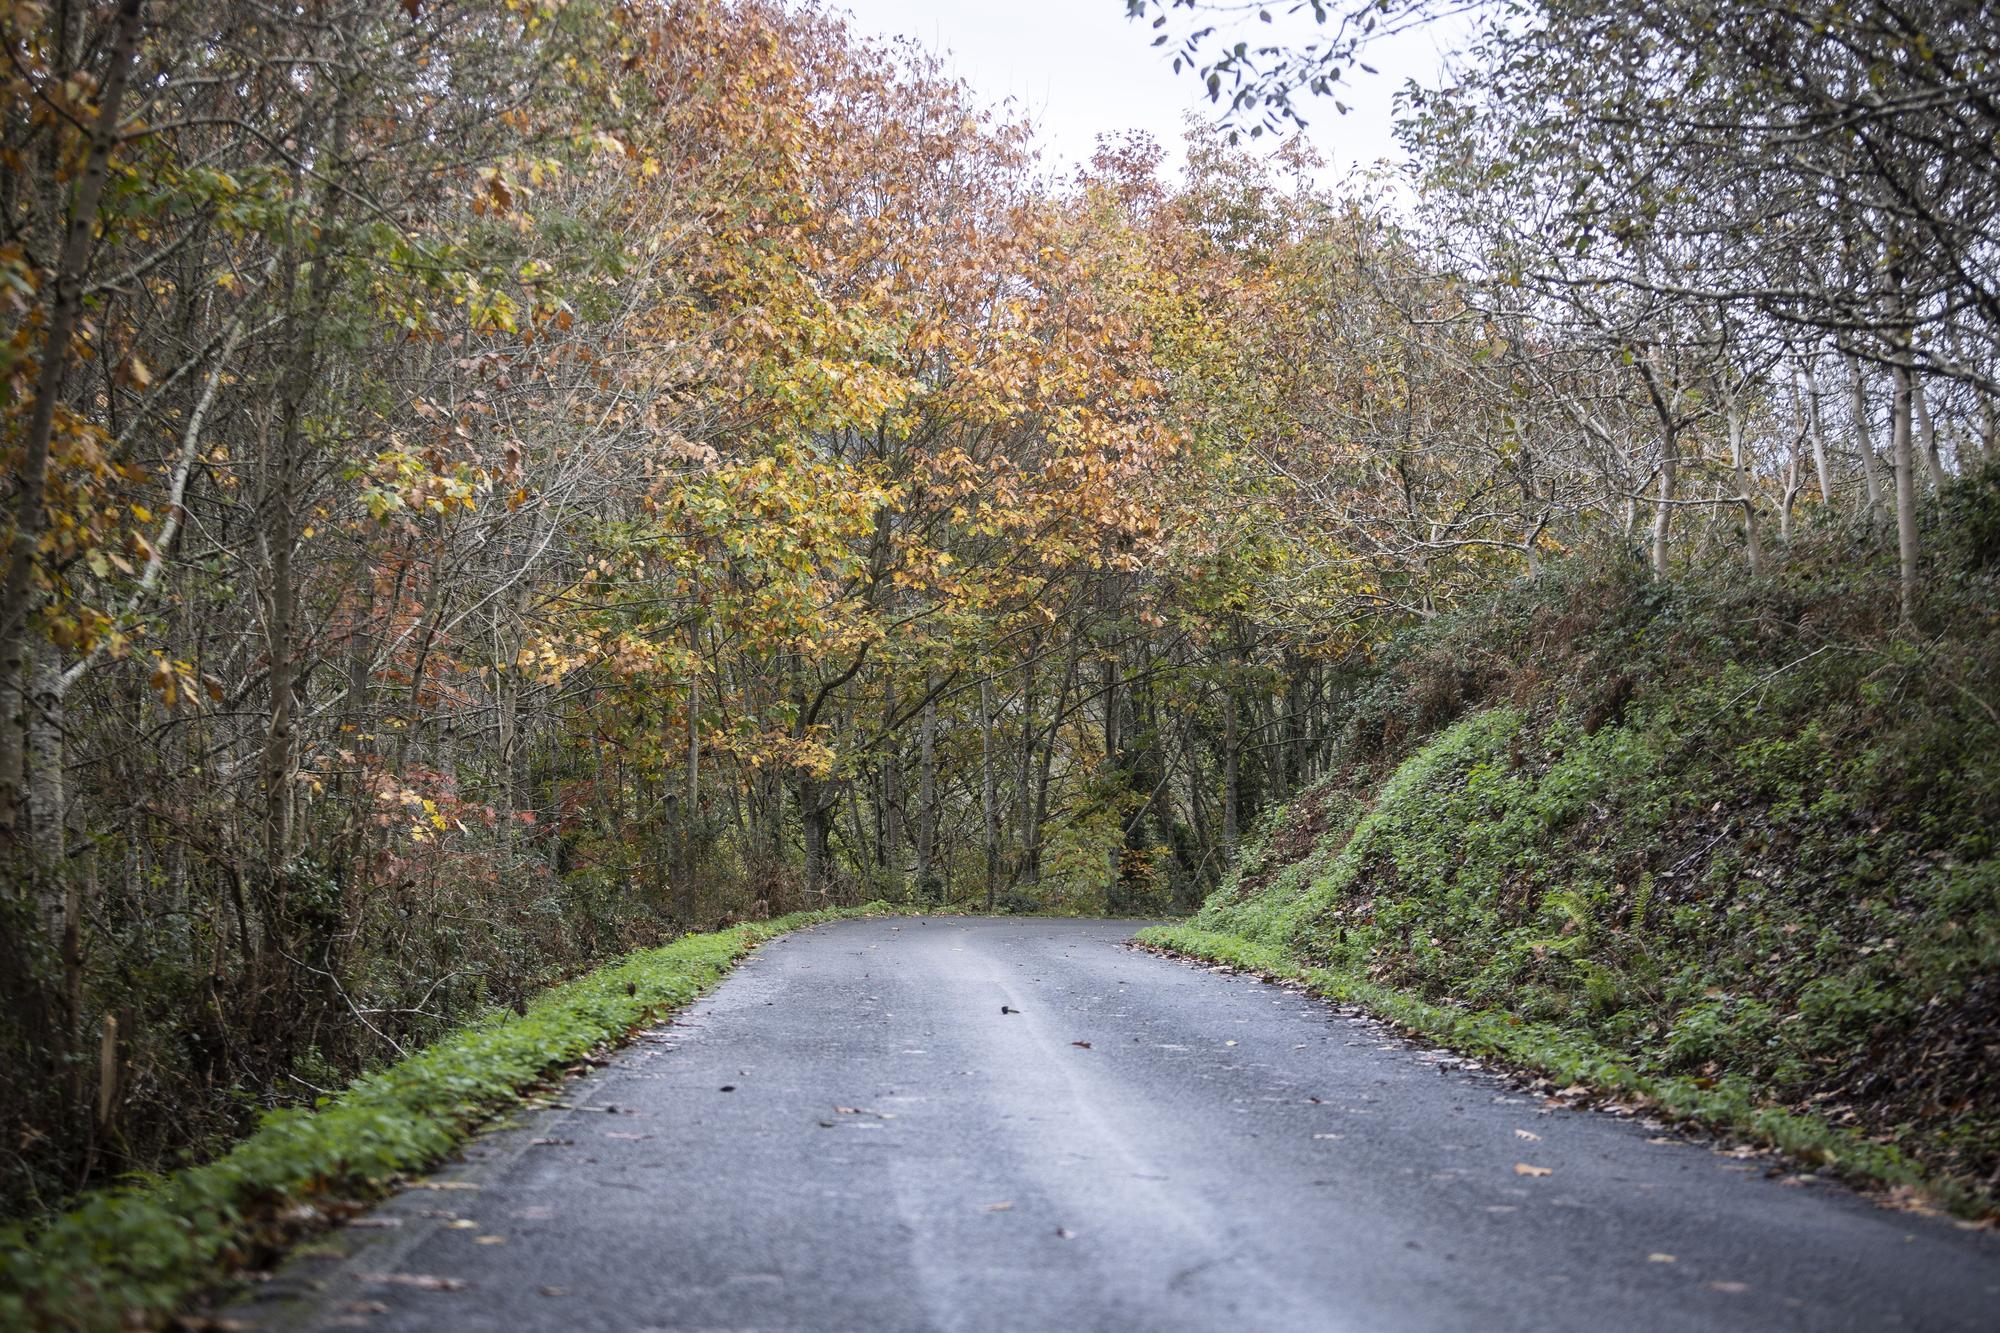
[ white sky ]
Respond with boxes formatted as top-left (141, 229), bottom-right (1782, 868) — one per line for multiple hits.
top-left (831, 0), bottom-right (1469, 189)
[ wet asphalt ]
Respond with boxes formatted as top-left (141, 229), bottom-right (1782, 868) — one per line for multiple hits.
top-left (232, 916), bottom-right (2000, 1331)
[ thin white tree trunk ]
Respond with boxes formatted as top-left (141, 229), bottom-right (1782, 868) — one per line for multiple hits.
top-left (1651, 443), bottom-right (1676, 580)
top-left (1727, 398), bottom-right (1766, 575)
top-left (1847, 353), bottom-right (1887, 528)
top-left (1912, 377), bottom-right (1948, 491)
top-left (1797, 357), bottom-right (1835, 506)
top-left (1891, 359), bottom-right (1920, 623)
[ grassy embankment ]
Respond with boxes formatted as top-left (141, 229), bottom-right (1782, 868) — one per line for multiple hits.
top-left (1146, 473), bottom-right (2000, 1216)
top-left (0, 905), bottom-right (894, 1330)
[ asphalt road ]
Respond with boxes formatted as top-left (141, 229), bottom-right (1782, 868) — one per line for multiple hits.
top-left (236, 917), bottom-right (2000, 1332)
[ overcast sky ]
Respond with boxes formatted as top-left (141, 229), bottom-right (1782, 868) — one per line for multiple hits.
top-left (831, 1), bottom-right (1468, 188)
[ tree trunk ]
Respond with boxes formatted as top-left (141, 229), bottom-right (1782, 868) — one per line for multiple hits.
top-left (879, 686), bottom-right (901, 887)
top-left (915, 684), bottom-right (937, 896)
top-left (0, 0), bottom-right (146, 851)
top-left (1221, 677), bottom-right (1240, 864)
top-left (1891, 358), bottom-right (1921, 624)
top-left (683, 667), bottom-right (701, 876)
top-left (1797, 356), bottom-right (1835, 506)
top-left (1847, 353), bottom-right (1887, 529)
top-left (1727, 398), bottom-right (1765, 575)
top-left (260, 417), bottom-right (298, 887)
top-left (27, 640), bottom-right (64, 883)
top-left (262, 58), bottom-right (351, 892)
top-left (1024, 639), bottom-right (1079, 889)
top-left (799, 776), bottom-right (833, 902)
top-left (1650, 430), bottom-right (1677, 580)
top-left (1913, 376), bottom-right (1948, 492)
top-left (979, 678), bottom-right (999, 911)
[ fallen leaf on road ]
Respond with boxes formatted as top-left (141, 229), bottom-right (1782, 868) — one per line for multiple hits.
top-left (528, 1138), bottom-right (572, 1147)
top-left (1646, 1136), bottom-right (1677, 1145)
top-left (475, 1235), bottom-right (505, 1245)
top-left (445, 1219), bottom-right (477, 1230)
top-left (1071, 1041), bottom-right (1092, 1049)
top-left (1648, 1253), bottom-right (1676, 1263)
top-left (1557, 1084), bottom-right (1589, 1097)
top-left (367, 1273), bottom-right (467, 1292)
top-left (1514, 1129), bottom-right (1541, 1141)
top-left (1514, 1163), bottom-right (1553, 1177)
top-left (1313, 1133), bottom-right (1343, 1140)
top-left (539, 1286), bottom-right (569, 1298)
top-left (983, 1201), bottom-right (1014, 1212)
top-left (1055, 1227), bottom-right (1075, 1239)
top-left (1704, 1281), bottom-right (1751, 1294)
top-left (1000, 1005), bottom-right (1020, 1014)
top-left (719, 1085), bottom-right (736, 1092)
top-left (1224, 1040), bottom-right (1238, 1047)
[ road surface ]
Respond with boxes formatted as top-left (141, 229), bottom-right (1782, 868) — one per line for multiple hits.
top-left (235, 916), bottom-right (2000, 1331)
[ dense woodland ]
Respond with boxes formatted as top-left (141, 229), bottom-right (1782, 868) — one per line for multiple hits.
top-left (1, 0), bottom-right (1993, 1219)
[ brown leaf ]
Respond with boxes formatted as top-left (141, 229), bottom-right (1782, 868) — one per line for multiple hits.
top-left (1514, 1163), bottom-right (1553, 1177)
top-left (1071, 1040), bottom-right (1092, 1049)
top-left (1514, 1129), bottom-right (1541, 1141)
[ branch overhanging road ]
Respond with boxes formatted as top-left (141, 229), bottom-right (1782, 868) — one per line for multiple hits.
top-left (237, 918), bottom-right (2000, 1332)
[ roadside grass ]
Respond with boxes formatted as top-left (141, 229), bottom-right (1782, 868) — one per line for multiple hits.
top-left (0, 904), bottom-right (895, 1331)
top-left (1137, 922), bottom-right (1986, 1218)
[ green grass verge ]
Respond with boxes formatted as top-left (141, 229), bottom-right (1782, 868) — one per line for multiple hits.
top-left (1138, 923), bottom-right (1986, 1218)
top-left (0, 904), bottom-right (894, 1330)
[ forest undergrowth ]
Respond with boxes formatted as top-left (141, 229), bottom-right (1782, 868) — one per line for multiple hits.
top-left (1148, 471), bottom-right (2000, 1213)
